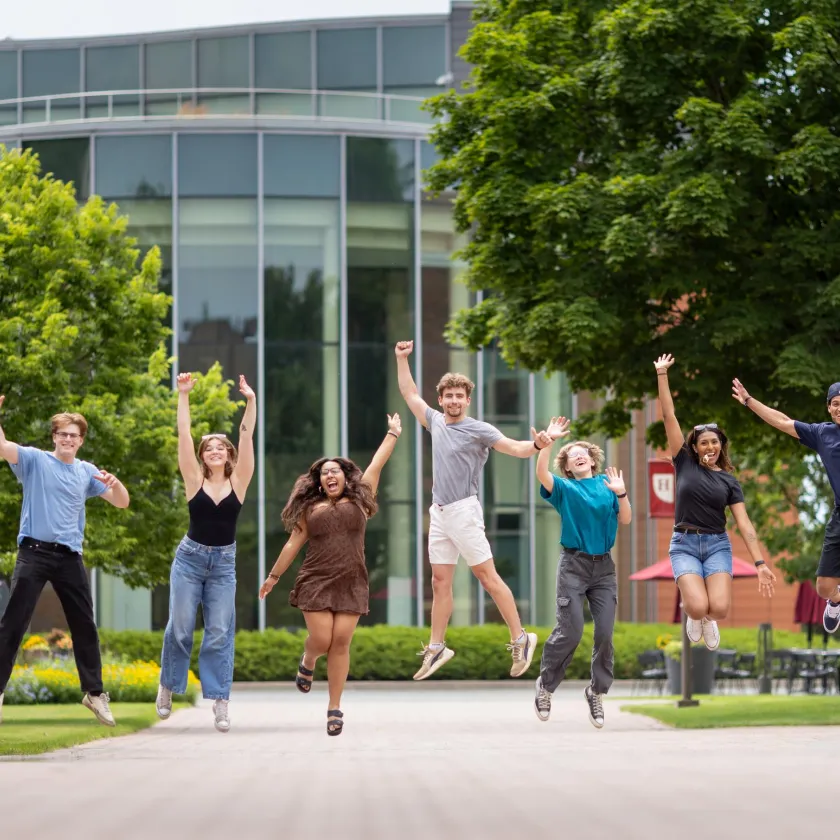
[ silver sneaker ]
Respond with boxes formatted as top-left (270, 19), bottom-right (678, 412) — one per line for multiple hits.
top-left (82, 692), bottom-right (116, 727)
top-left (534, 677), bottom-right (551, 722)
top-left (686, 617), bottom-right (703, 643)
top-left (412, 644), bottom-right (455, 680)
top-left (584, 685), bottom-right (604, 729)
top-left (508, 632), bottom-right (538, 677)
top-left (156, 684), bottom-right (173, 720)
top-left (701, 617), bottom-right (720, 651)
top-left (213, 699), bottom-right (230, 733)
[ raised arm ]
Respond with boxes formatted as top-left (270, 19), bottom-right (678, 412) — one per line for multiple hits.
top-left (0, 396), bottom-right (19, 464)
top-left (395, 341), bottom-right (431, 428)
top-left (536, 416), bottom-right (570, 492)
top-left (176, 373), bottom-right (203, 496)
top-left (259, 519), bottom-right (309, 600)
top-left (604, 467), bottom-right (632, 525)
top-left (732, 379), bottom-right (798, 438)
top-left (362, 413), bottom-right (401, 496)
top-left (654, 354), bottom-right (685, 458)
top-left (231, 375), bottom-right (257, 498)
top-left (729, 502), bottom-right (777, 597)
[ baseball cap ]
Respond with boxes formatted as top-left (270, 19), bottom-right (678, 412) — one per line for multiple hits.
top-left (827, 383), bottom-right (840, 403)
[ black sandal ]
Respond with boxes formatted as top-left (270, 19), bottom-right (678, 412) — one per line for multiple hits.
top-left (327, 709), bottom-right (344, 736)
top-left (296, 655), bottom-right (314, 694)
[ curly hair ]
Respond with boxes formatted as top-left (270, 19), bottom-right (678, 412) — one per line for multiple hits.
top-left (685, 426), bottom-right (734, 473)
top-left (436, 372), bottom-right (475, 399)
top-left (554, 440), bottom-right (605, 478)
top-left (281, 457), bottom-right (378, 533)
top-left (197, 434), bottom-right (238, 480)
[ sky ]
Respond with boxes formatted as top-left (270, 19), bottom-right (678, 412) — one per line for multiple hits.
top-left (0, 0), bottom-right (452, 40)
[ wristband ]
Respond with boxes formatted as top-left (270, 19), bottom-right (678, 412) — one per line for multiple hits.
top-left (268, 573), bottom-right (280, 580)
top-left (657, 372), bottom-right (668, 376)
top-left (754, 560), bottom-right (766, 568)
top-left (616, 492), bottom-right (627, 499)
top-left (744, 397), bottom-right (751, 407)
top-left (387, 431), bottom-right (399, 438)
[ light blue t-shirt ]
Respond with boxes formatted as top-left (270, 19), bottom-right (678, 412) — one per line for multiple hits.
top-left (540, 474), bottom-right (619, 555)
top-left (8, 446), bottom-right (106, 554)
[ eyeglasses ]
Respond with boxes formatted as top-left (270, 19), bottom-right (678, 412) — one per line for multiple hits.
top-left (693, 424), bottom-right (719, 433)
top-left (55, 432), bottom-right (81, 440)
top-left (201, 433), bottom-right (227, 441)
top-left (320, 467), bottom-right (343, 477)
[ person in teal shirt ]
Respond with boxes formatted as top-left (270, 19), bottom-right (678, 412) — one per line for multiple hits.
top-left (533, 417), bottom-right (632, 729)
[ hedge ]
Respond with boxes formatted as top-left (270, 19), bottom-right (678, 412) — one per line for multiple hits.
top-left (98, 623), bottom-right (830, 683)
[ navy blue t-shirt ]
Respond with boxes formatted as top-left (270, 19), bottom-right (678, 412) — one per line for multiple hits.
top-left (794, 420), bottom-right (840, 506)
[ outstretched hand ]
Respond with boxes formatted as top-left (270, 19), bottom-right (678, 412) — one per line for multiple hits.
top-left (259, 576), bottom-right (277, 600)
top-left (395, 341), bottom-right (413, 358)
top-left (530, 427), bottom-right (552, 449)
top-left (757, 564), bottom-right (776, 597)
top-left (654, 354), bottom-right (674, 373)
top-left (546, 416), bottom-right (571, 441)
top-left (732, 378), bottom-right (750, 406)
top-left (177, 372), bottom-right (196, 393)
top-left (388, 412), bottom-right (402, 437)
top-left (604, 466), bottom-right (626, 496)
top-left (239, 374), bottom-right (256, 400)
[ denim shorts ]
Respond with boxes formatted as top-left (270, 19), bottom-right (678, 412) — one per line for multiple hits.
top-left (669, 531), bottom-right (733, 580)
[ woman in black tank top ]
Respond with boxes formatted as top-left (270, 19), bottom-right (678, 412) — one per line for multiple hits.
top-left (156, 371), bottom-right (256, 733)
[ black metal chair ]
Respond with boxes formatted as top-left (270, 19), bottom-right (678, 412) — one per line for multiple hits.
top-left (634, 650), bottom-right (667, 695)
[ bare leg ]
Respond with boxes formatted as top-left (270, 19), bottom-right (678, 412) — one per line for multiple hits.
top-left (676, 574), bottom-right (710, 620)
top-left (326, 612), bottom-right (361, 711)
top-left (430, 564), bottom-right (456, 644)
top-left (817, 576), bottom-right (840, 601)
top-left (471, 558), bottom-right (524, 639)
top-left (705, 573), bottom-right (732, 621)
top-left (302, 610), bottom-right (335, 674)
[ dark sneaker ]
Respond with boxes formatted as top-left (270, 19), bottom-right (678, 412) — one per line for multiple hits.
top-left (824, 600), bottom-right (840, 634)
top-left (584, 686), bottom-right (604, 729)
top-left (413, 644), bottom-right (455, 680)
top-left (534, 677), bottom-right (551, 722)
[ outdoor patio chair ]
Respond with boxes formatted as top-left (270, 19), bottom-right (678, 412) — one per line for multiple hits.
top-left (634, 650), bottom-right (666, 695)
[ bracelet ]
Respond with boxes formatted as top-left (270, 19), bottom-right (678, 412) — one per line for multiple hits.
top-left (744, 397), bottom-right (752, 407)
top-left (754, 560), bottom-right (765, 568)
top-left (268, 573), bottom-right (280, 580)
top-left (616, 492), bottom-right (627, 499)
top-left (387, 431), bottom-right (400, 438)
top-left (656, 372), bottom-right (668, 376)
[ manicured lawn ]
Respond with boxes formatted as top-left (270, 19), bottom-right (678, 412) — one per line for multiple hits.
top-left (621, 695), bottom-right (840, 729)
top-left (0, 702), bottom-right (189, 756)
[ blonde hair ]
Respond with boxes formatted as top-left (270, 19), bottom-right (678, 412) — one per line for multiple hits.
top-left (554, 440), bottom-right (605, 478)
top-left (51, 413), bottom-right (88, 438)
top-left (436, 372), bottom-right (475, 399)
top-left (197, 435), bottom-right (238, 479)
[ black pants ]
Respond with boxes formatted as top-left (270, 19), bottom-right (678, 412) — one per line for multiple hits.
top-left (0, 543), bottom-right (103, 694)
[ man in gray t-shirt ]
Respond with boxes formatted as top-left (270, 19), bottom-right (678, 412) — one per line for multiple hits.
top-left (396, 340), bottom-right (551, 681)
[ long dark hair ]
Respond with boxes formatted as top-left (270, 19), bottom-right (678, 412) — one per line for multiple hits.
top-left (281, 456), bottom-right (378, 533)
top-left (685, 426), bottom-right (734, 473)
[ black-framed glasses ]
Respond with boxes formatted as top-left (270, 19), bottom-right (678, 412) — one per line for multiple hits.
top-left (693, 423), bottom-right (719, 433)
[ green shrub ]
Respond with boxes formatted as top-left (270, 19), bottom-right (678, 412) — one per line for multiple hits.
top-left (96, 623), bottom-right (829, 682)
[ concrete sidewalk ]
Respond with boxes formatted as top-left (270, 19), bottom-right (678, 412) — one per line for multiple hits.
top-left (0, 685), bottom-right (832, 840)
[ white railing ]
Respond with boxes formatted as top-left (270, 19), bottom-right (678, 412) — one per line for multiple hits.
top-left (0, 87), bottom-right (437, 129)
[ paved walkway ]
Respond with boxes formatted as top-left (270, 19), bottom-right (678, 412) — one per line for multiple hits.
top-left (1, 683), bottom-right (832, 839)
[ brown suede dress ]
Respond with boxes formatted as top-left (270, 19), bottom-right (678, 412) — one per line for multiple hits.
top-left (289, 500), bottom-right (369, 615)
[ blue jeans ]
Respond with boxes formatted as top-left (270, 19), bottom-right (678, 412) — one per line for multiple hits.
top-left (669, 531), bottom-right (733, 580)
top-left (160, 536), bottom-right (237, 700)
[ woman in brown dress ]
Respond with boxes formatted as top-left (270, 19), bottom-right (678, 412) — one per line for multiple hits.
top-left (259, 413), bottom-right (402, 735)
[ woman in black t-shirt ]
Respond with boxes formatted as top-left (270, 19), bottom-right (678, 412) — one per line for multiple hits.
top-left (655, 354), bottom-right (776, 650)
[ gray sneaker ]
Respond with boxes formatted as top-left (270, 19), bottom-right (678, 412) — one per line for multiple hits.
top-left (412, 644), bottom-right (455, 681)
top-left (82, 692), bottom-right (116, 727)
top-left (534, 676), bottom-right (551, 722)
top-left (213, 699), bottom-right (230, 733)
top-left (508, 632), bottom-right (538, 677)
top-left (584, 685), bottom-right (604, 729)
top-left (156, 684), bottom-right (173, 720)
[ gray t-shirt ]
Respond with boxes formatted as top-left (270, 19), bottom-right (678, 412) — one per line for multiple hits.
top-left (425, 407), bottom-right (504, 506)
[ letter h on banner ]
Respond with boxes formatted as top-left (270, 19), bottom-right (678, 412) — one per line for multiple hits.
top-left (648, 459), bottom-right (675, 518)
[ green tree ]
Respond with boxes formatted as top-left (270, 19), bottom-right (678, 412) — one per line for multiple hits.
top-left (0, 146), bottom-right (240, 587)
top-left (425, 0), bottom-right (840, 579)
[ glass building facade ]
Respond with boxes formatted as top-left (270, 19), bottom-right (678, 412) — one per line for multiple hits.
top-left (0, 9), bottom-right (658, 633)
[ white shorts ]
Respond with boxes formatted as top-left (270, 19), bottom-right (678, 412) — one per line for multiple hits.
top-left (428, 496), bottom-right (492, 567)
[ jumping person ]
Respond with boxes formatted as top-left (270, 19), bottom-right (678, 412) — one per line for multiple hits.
top-left (395, 340), bottom-right (545, 680)
top-left (732, 377), bottom-right (840, 631)
top-left (656, 355), bottom-right (776, 650)
top-left (156, 372), bottom-right (256, 733)
top-left (533, 418), bottom-right (632, 728)
top-left (259, 413), bottom-right (402, 736)
top-left (0, 397), bottom-right (130, 727)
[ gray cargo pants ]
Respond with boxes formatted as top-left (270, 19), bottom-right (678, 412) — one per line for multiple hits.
top-left (539, 548), bottom-right (618, 695)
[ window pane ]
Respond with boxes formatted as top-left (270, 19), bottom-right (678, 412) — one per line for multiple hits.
top-left (23, 138), bottom-right (89, 201)
top-left (95, 135), bottom-right (172, 198)
top-left (317, 28), bottom-right (376, 90)
top-left (348, 188), bottom-right (417, 625)
top-left (178, 134), bottom-right (257, 197)
top-left (178, 198), bottom-right (259, 629)
top-left (197, 36), bottom-right (249, 113)
top-left (385, 86), bottom-right (437, 125)
top-left (347, 136), bottom-right (414, 203)
top-left (85, 45), bottom-right (140, 118)
top-left (144, 41), bottom-right (192, 116)
top-left (22, 49), bottom-right (80, 121)
top-left (255, 31), bottom-right (311, 90)
top-left (0, 51), bottom-right (17, 126)
top-left (263, 197), bottom-right (340, 627)
top-left (383, 26), bottom-right (446, 87)
top-left (263, 134), bottom-right (339, 198)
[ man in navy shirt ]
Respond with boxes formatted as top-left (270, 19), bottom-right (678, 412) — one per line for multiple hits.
top-left (0, 396), bottom-right (130, 726)
top-left (732, 379), bottom-right (840, 632)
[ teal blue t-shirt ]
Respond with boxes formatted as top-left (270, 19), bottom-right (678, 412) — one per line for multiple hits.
top-left (539, 474), bottom-right (619, 555)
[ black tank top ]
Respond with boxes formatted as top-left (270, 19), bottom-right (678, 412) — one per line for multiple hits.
top-left (187, 482), bottom-right (243, 547)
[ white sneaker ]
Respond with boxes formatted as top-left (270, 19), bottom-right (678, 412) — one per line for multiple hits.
top-left (824, 600), bottom-right (840, 634)
top-left (701, 617), bottom-right (720, 651)
top-left (213, 699), bottom-right (230, 733)
top-left (508, 632), bottom-right (538, 677)
top-left (686, 617), bottom-right (703, 643)
top-left (156, 684), bottom-right (173, 720)
top-left (82, 692), bottom-right (116, 727)
top-left (534, 677), bottom-right (552, 722)
top-left (584, 685), bottom-right (605, 729)
top-left (412, 644), bottom-right (455, 680)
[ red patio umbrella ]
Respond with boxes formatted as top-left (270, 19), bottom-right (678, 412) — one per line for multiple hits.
top-left (629, 556), bottom-right (759, 623)
top-left (794, 580), bottom-right (824, 625)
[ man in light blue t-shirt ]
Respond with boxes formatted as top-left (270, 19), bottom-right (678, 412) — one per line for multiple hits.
top-left (0, 397), bottom-right (130, 727)
top-left (396, 340), bottom-right (552, 681)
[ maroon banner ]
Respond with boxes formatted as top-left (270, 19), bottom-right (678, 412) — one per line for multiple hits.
top-left (648, 459), bottom-right (675, 518)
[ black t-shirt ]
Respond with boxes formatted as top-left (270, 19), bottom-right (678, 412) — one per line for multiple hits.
top-left (672, 446), bottom-right (745, 532)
